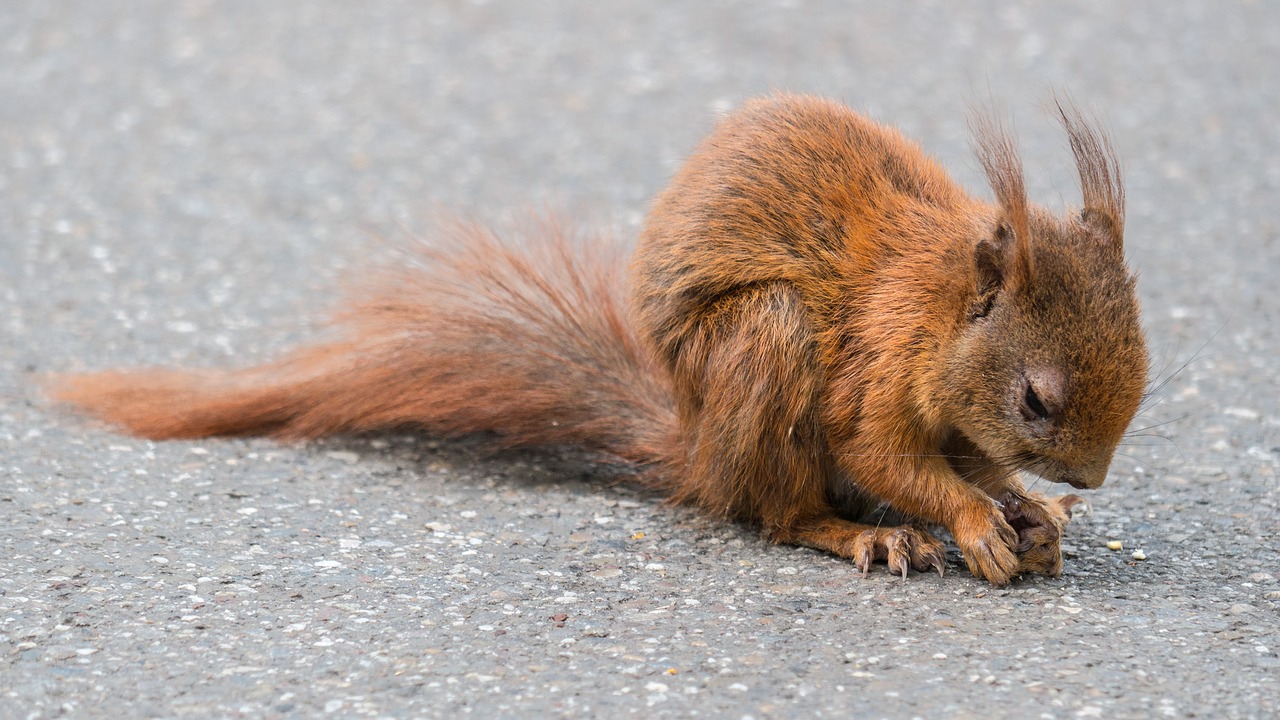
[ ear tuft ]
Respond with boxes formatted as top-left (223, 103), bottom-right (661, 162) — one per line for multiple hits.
top-left (969, 108), bottom-right (1034, 284)
top-left (1055, 95), bottom-right (1125, 251)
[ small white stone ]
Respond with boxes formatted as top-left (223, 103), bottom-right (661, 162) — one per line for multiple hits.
top-left (645, 682), bottom-right (669, 693)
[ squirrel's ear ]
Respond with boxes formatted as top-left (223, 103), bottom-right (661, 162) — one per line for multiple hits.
top-left (974, 219), bottom-right (1026, 296)
top-left (973, 225), bottom-right (1007, 296)
top-left (1079, 207), bottom-right (1123, 252)
top-left (969, 221), bottom-right (1017, 319)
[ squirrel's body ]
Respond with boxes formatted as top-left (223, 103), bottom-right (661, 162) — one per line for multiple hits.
top-left (634, 97), bottom-right (992, 522)
top-left (50, 94), bottom-right (1149, 585)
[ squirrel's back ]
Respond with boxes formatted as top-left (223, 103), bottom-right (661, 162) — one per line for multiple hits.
top-left (632, 94), bottom-right (986, 363)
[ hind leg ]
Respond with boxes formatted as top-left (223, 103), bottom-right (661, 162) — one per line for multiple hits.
top-left (772, 517), bottom-right (946, 578)
top-left (662, 283), bottom-right (943, 578)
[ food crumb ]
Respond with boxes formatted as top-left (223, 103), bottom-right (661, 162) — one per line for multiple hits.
top-left (1106, 540), bottom-right (1123, 551)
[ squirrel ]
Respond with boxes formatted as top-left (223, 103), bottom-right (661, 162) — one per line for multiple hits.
top-left (47, 93), bottom-right (1149, 586)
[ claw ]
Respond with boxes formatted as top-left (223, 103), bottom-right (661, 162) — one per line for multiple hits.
top-left (856, 549), bottom-right (872, 578)
top-left (886, 556), bottom-right (908, 580)
top-left (885, 529), bottom-right (912, 580)
top-left (930, 553), bottom-right (946, 577)
top-left (853, 530), bottom-right (875, 578)
top-left (832, 525), bottom-right (948, 581)
top-left (888, 550), bottom-right (909, 581)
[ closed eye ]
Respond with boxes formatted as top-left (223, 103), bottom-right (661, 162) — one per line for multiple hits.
top-left (1022, 382), bottom-right (1050, 422)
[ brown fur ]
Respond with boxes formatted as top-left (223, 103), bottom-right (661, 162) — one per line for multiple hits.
top-left (49, 219), bottom-right (677, 463)
top-left (48, 94), bottom-right (1148, 585)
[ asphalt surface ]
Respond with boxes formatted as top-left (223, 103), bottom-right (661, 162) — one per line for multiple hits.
top-left (2, 2), bottom-right (1278, 718)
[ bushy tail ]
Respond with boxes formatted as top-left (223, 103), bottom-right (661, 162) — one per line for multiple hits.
top-left (46, 219), bottom-right (679, 468)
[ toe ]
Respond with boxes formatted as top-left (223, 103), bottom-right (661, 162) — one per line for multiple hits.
top-left (885, 529), bottom-right (911, 579)
top-left (907, 530), bottom-right (947, 576)
top-left (852, 529), bottom-right (877, 576)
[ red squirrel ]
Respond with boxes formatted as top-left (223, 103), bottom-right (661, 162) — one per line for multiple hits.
top-left (49, 94), bottom-right (1148, 585)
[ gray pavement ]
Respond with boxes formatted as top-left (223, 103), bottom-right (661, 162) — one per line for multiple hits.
top-left (2, 2), bottom-right (1278, 718)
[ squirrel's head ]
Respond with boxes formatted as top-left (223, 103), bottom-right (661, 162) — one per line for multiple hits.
top-left (941, 101), bottom-right (1148, 490)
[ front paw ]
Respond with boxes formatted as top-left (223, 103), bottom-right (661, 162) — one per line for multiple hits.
top-left (952, 506), bottom-right (1020, 586)
top-left (1001, 492), bottom-right (1085, 577)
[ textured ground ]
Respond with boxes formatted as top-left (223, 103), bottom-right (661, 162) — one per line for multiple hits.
top-left (1, 2), bottom-right (1277, 718)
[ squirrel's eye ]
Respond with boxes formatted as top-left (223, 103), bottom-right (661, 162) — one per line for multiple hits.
top-left (1022, 382), bottom-right (1051, 422)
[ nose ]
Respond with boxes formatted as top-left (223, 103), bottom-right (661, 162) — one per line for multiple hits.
top-left (1060, 460), bottom-right (1109, 490)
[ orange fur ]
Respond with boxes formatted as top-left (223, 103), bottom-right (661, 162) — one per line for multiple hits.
top-left (632, 94), bottom-right (1145, 584)
top-left (48, 94), bottom-right (1149, 585)
top-left (49, 219), bottom-right (678, 466)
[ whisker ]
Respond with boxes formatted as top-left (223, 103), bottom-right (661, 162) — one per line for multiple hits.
top-left (1112, 451), bottom-right (1150, 467)
top-left (1137, 319), bottom-right (1226, 415)
top-left (1125, 414), bottom-right (1189, 436)
top-left (832, 452), bottom-right (990, 460)
top-left (873, 505), bottom-right (890, 532)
